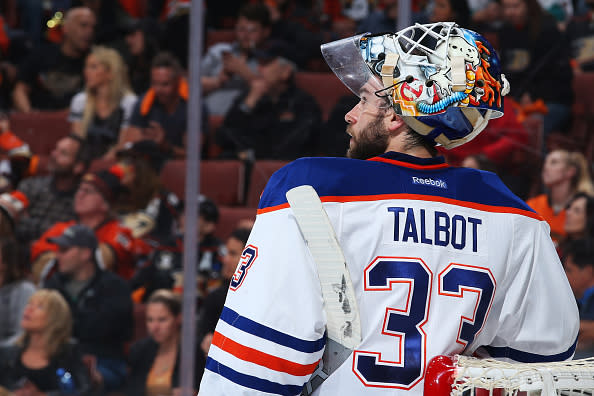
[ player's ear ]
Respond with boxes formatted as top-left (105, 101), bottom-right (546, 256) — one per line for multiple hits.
top-left (385, 110), bottom-right (406, 134)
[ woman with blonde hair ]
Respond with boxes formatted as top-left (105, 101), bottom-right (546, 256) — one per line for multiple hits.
top-left (527, 149), bottom-right (594, 244)
top-left (0, 289), bottom-right (92, 395)
top-left (69, 46), bottom-right (137, 159)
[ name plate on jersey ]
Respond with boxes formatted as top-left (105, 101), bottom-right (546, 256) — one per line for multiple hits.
top-left (382, 202), bottom-right (487, 256)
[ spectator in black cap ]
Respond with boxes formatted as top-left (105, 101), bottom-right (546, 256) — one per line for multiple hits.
top-left (216, 46), bottom-right (322, 160)
top-left (115, 139), bottom-right (181, 244)
top-left (30, 165), bottom-right (138, 283)
top-left (43, 223), bottom-right (134, 393)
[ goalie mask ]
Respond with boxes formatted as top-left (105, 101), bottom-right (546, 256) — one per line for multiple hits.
top-left (321, 22), bottom-right (510, 149)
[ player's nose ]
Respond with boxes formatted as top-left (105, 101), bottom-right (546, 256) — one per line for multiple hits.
top-left (345, 103), bottom-right (359, 124)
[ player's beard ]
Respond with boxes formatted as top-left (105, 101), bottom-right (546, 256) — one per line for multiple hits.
top-left (346, 114), bottom-right (390, 160)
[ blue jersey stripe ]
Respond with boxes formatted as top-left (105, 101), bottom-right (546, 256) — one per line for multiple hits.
top-left (205, 357), bottom-right (304, 395)
top-left (220, 307), bottom-right (326, 353)
top-left (484, 337), bottom-right (578, 363)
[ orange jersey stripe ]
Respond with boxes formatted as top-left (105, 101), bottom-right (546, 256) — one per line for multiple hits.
top-left (257, 193), bottom-right (542, 220)
top-left (212, 331), bottom-right (319, 376)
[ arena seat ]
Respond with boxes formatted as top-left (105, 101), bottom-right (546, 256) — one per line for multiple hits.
top-left (88, 157), bottom-right (117, 172)
top-left (160, 159), bottom-right (245, 206)
top-left (246, 160), bottom-right (289, 207)
top-left (9, 110), bottom-right (70, 155)
top-left (294, 72), bottom-right (351, 121)
top-left (216, 206), bottom-right (257, 240)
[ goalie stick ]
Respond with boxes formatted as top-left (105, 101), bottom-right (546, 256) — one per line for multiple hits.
top-left (286, 185), bottom-right (362, 395)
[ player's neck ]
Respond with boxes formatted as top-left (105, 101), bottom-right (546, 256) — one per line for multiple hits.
top-left (385, 133), bottom-right (435, 158)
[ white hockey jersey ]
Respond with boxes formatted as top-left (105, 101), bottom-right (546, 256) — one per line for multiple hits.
top-left (198, 152), bottom-right (579, 395)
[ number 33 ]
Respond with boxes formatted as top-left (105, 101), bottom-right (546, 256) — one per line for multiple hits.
top-left (353, 257), bottom-right (496, 389)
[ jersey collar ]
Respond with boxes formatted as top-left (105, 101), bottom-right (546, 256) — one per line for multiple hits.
top-left (368, 151), bottom-right (449, 170)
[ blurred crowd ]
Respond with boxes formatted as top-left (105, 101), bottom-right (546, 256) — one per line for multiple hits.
top-left (0, 0), bottom-right (593, 394)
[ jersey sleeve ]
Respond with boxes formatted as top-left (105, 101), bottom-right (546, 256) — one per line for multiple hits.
top-left (476, 217), bottom-right (579, 361)
top-left (198, 186), bottom-right (326, 395)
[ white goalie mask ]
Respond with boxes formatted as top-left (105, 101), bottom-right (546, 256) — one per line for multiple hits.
top-left (321, 22), bottom-right (510, 149)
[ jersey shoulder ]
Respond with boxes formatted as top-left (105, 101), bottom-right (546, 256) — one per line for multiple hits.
top-left (259, 156), bottom-right (537, 218)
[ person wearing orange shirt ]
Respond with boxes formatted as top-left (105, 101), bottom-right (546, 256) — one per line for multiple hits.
top-left (526, 149), bottom-right (594, 244)
top-left (31, 166), bottom-right (137, 282)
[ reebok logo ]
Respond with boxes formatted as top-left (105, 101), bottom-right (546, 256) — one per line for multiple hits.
top-left (412, 176), bottom-right (448, 189)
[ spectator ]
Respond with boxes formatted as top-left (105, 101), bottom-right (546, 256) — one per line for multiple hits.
top-left (495, 0), bottom-right (573, 135)
top-left (460, 153), bottom-right (498, 173)
top-left (564, 192), bottom-right (594, 240)
top-left (0, 191), bottom-right (29, 238)
top-left (0, 115), bottom-right (38, 191)
top-left (265, 0), bottom-right (323, 69)
top-left (566, 7), bottom-right (594, 72)
top-left (129, 195), bottom-right (222, 303)
top-left (125, 289), bottom-right (201, 395)
top-left (201, 3), bottom-right (272, 117)
top-left (441, 110), bottom-right (530, 168)
top-left (115, 139), bottom-right (181, 242)
top-left (196, 227), bottom-right (251, 376)
top-left (77, 0), bottom-right (128, 45)
top-left (469, 0), bottom-right (503, 30)
top-left (43, 224), bottom-right (133, 393)
top-left (0, 289), bottom-right (93, 395)
top-left (429, 0), bottom-right (471, 26)
top-left (124, 52), bottom-right (190, 158)
top-left (30, 166), bottom-right (137, 282)
top-left (13, 134), bottom-right (91, 254)
top-left (563, 238), bottom-right (594, 358)
top-left (120, 18), bottom-right (160, 95)
top-left (358, 0), bottom-right (400, 34)
top-left (69, 46), bottom-right (138, 160)
top-left (177, 195), bottom-right (223, 297)
top-left (439, 110), bottom-right (532, 198)
top-left (0, 237), bottom-right (35, 346)
top-left (0, 16), bottom-right (17, 113)
top-left (216, 48), bottom-right (322, 160)
top-left (12, 7), bottom-right (96, 112)
top-left (526, 149), bottom-right (594, 244)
